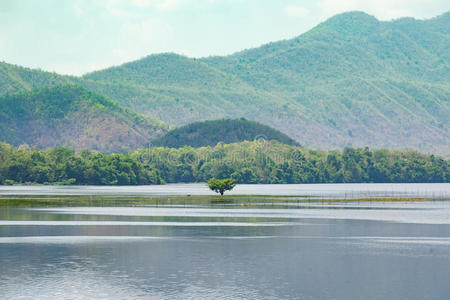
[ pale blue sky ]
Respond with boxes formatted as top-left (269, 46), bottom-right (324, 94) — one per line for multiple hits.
top-left (0, 0), bottom-right (448, 75)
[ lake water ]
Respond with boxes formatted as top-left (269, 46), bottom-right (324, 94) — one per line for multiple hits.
top-left (1, 183), bottom-right (449, 198)
top-left (1, 184), bottom-right (450, 299)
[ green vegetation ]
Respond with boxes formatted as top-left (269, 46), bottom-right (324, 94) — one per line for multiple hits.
top-left (1, 141), bottom-right (447, 185)
top-left (0, 142), bottom-right (162, 185)
top-left (0, 61), bottom-right (73, 95)
top-left (134, 141), bottom-right (449, 183)
top-left (83, 11), bottom-right (450, 155)
top-left (0, 194), bottom-right (432, 208)
top-left (0, 85), bottom-right (167, 152)
top-left (152, 118), bottom-right (299, 148)
top-left (0, 11), bottom-right (448, 155)
top-left (207, 178), bottom-right (236, 195)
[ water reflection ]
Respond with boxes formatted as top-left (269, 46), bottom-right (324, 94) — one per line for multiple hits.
top-left (1, 197), bottom-right (450, 299)
top-left (1, 183), bottom-right (449, 198)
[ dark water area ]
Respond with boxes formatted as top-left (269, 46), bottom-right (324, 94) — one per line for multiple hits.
top-left (0, 184), bottom-right (450, 299)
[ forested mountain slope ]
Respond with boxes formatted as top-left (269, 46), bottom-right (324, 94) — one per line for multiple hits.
top-left (1, 11), bottom-right (448, 155)
top-left (0, 61), bottom-right (73, 95)
top-left (82, 53), bottom-right (284, 129)
top-left (0, 85), bottom-right (167, 152)
top-left (152, 118), bottom-right (299, 148)
top-left (83, 11), bottom-right (450, 155)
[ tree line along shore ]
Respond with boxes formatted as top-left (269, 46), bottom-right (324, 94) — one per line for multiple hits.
top-left (0, 141), bottom-right (448, 185)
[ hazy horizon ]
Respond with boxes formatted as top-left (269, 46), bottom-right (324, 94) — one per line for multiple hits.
top-left (1, 0), bottom-right (448, 76)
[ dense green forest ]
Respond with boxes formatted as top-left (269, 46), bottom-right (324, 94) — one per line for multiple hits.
top-left (0, 85), bottom-right (167, 152)
top-left (0, 143), bottom-right (162, 185)
top-left (152, 118), bottom-right (299, 148)
top-left (0, 11), bottom-right (448, 155)
top-left (0, 141), bottom-right (447, 185)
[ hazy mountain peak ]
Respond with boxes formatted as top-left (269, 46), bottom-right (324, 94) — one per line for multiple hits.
top-left (309, 11), bottom-right (379, 37)
top-left (432, 10), bottom-right (450, 21)
top-left (327, 11), bottom-right (378, 23)
top-left (128, 52), bottom-right (189, 66)
top-left (426, 11), bottom-right (450, 34)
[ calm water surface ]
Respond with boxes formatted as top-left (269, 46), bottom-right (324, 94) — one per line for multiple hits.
top-left (1, 183), bottom-right (449, 198)
top-left (1, 184), bottom-right (450, 299)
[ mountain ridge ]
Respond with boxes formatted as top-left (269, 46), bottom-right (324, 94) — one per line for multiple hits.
top-left (0, 84), bottom-right (167, 152)
top-left (0, 11), bottom-right (448, 155)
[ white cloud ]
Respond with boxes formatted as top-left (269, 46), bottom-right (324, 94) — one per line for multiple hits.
top-left (104, 0), bottom-right (240, 15)
top-left (128, 0), bottom-right (185, 11)
top-left (284, 5), bottom-right (310, 18)
top-left (73, 2), bottom-right (84, 16)
top-left (129, 0), bottom-right (156, 7)
top-left (47, 61), bottom-right (111, 76)
top-left (112, 19), bottom-right (173, 63)
top-left (104, 0), bottom-right (133, 17)
top-left (157, 0), bottom-right (184, 11)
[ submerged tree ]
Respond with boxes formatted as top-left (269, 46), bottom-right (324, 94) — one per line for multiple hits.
top-left (207, 178), bottom-right (236, 195)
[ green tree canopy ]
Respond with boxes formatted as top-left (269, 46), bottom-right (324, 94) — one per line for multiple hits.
top-left (207, 178), bottom-right (236, 195)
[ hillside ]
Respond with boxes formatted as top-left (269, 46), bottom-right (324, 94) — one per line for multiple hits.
top-left (0, 11), bottom-right (449, 155)
top-left (0, 61), bottom-right (73, 95)
top-left (151, 118), bottom-right (299, 148)
top-left (82, 54), bottom-right (282, 129)
top-left (83, 11), bottom-right (450, 155)
top-left (0, 85), bottom-right (167, 152)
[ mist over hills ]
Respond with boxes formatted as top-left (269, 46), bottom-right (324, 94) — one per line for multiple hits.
top-left (0, 11), bottom-right (448, 154)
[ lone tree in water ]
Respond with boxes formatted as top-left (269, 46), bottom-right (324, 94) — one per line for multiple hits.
top-left (207, 178), bottom-right (236, 195)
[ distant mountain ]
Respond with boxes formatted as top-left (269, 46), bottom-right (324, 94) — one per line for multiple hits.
top-left (152, 118), bottom-right (299, 148)
top-left (1, 11), bottom-right (449, 155)
top-left (82, 53), bottom-right (278, 129)
top-left (0, 61), bottom-right (74, 95)
top-left (82, 11), bottom-right (450, 155)
top-left (0, 85), bottom-right (167, 152)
